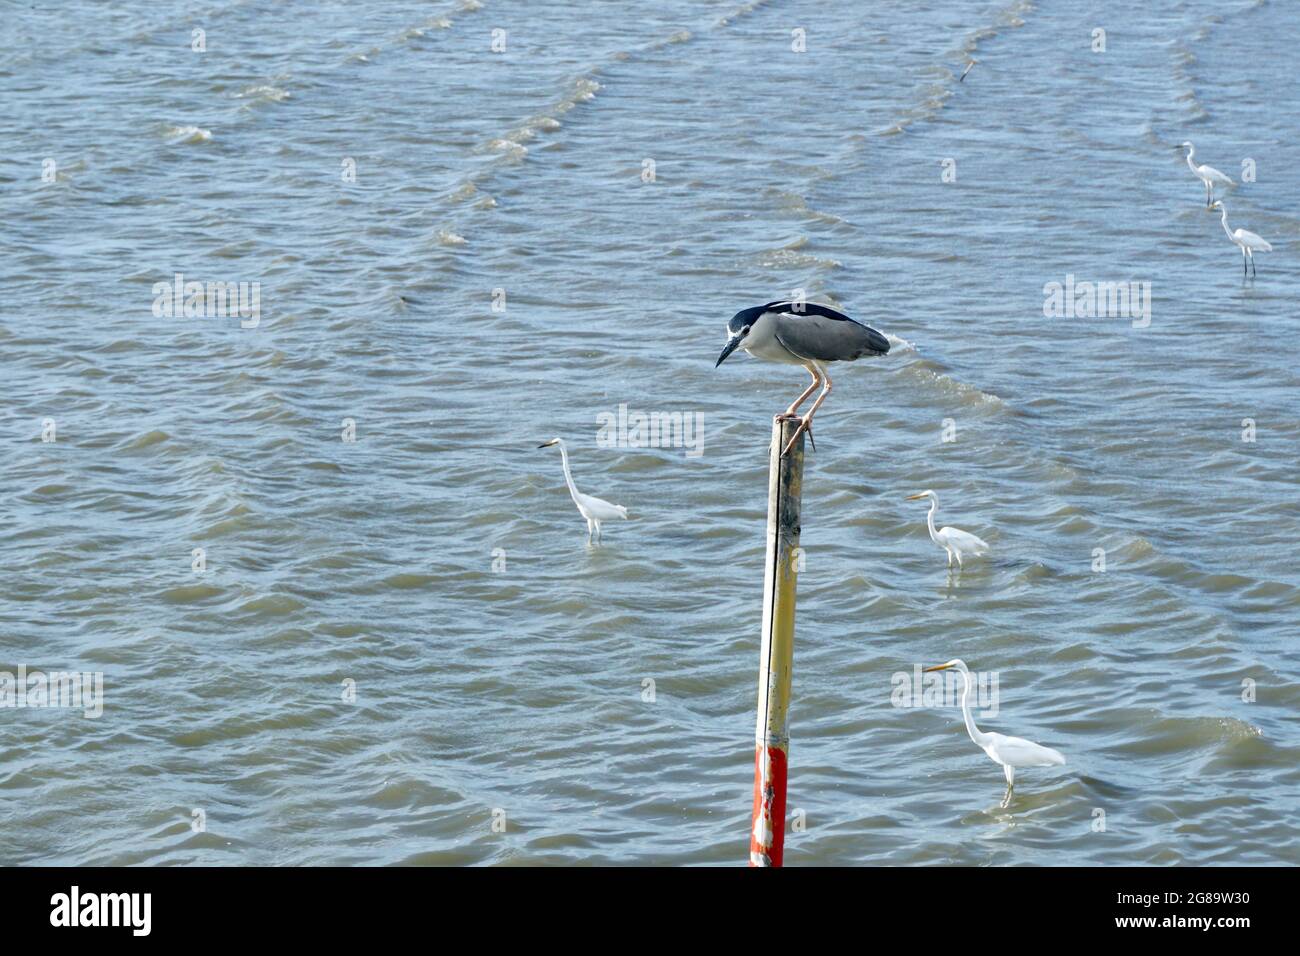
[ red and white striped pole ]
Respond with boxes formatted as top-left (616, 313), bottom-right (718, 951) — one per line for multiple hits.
top-left (749, 417), bottom-right (804, 867)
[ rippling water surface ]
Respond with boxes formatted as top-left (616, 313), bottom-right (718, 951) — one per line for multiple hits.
top-left (2, 0), bottom-right (1298, 865)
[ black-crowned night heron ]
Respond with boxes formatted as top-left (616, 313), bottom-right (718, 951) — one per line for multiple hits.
top-left (714, 300), bottom-right (890, 456)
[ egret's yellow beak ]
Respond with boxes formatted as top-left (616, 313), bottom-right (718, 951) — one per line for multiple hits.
top-left (906, 493), bottom-right (927, 500)
top-left (537, 440), bottom-right (558, 449)
top-left (923, 663), bottom-right (953, 673)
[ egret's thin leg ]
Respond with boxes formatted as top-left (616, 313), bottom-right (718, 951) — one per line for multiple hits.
top-left (586, 518), bottom-right (594, 544)
top-left (778, 365), bottom-right (821, 420)
top-left (1004, 764), bottom-right (1015, 787)
top-left (781, 369), bottom-right (832, 457)
top-left (1250, 251), bottom-right (1256, 277)
top-left (955, 549), bottom-right (964, 568)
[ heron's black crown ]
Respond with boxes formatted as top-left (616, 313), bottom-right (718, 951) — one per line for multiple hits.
top-left (729, 300), bottom-right (860, 334)
top-left (727, 305), bottom-right (769, 335)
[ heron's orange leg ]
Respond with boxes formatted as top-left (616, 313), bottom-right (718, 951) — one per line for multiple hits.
top-left (775, 365), bottom-right (821, 421)
top-left (781, 369), bottom-right (832, 457)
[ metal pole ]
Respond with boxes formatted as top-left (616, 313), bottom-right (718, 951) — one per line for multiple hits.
top-left (749, 417), bottom-right (804, 867)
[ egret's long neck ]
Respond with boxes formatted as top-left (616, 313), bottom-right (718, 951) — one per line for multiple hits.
top-left (1219, 206), bottom-right (1233, 239)
top-left (557, 444), bottom-right (581, 503)
top-left (1184, 146), bottom-right (1196, 171)
top-left (959, 668), bottom-right (990, 747)
top-left (926, 498), bottom-right (940, 543)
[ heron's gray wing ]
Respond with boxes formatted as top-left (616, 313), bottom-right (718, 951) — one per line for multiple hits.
top-left (770, 306), bottom-right (890, 362)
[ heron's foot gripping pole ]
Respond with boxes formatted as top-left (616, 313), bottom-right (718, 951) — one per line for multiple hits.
top-left (779, 417), bottom-right (814, 457)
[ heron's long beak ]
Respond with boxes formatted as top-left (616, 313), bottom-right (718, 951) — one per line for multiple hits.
top-left (923, 664), bottom-right (953, 673)
top-left (537, 440), bottom-right (558, 449)
top-left (715, 336), bottom-right (742, 368)
top-left (906, 493), bottom-right (927, 500)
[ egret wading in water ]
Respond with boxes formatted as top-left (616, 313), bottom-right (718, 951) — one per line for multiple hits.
top-left (1177, 141), bottom-right (1233, 208)
top-left (1210, 200), bottom-right (1272, 277)
top-left (906, 489), bottom-right (989, 568)
top-left (714, 300), bottom-right (890, 457)
top-left (923, 659), bottom-right (1066, 806)
top-left (537, 438), bottom-right (627, 545)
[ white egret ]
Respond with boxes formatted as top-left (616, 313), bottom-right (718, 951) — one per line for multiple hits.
top-left (905, 490), bottom-right (989, 568)
top-left (1177, 141), bottom-right (1233, 208)
top-left (923, 659), bottom-right (1065, 804)
top-left (537, 438), bottom-right (628, 544)
top-left (1210, 200), bottom-right (1272, 277)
